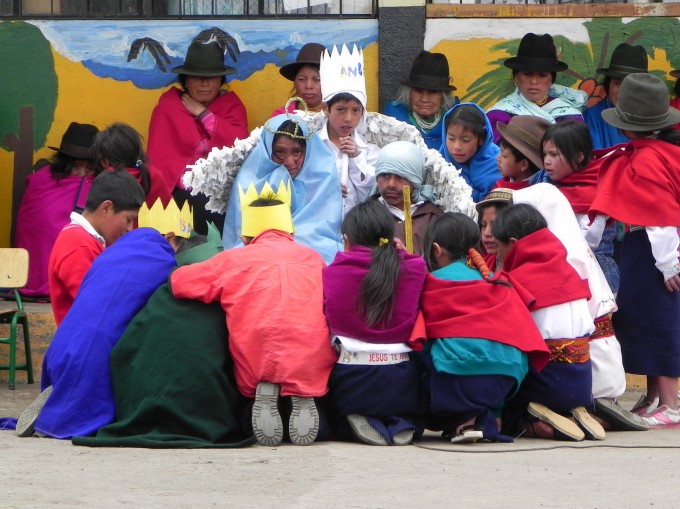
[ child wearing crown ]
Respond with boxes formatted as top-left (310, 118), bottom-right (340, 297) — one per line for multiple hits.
top-left (318, 44), bottom-right (380, 215)
top-left (171, 180), bottom-right (338, 446)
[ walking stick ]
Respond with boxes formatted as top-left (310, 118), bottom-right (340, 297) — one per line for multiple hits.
top-left (402, 185), bottom-right (413, 254)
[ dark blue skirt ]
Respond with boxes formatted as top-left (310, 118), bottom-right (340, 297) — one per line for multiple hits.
top-left (614, 229), bottom-right (680, 376)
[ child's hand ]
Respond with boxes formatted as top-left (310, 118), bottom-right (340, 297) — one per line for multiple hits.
top-left (392, 237), bottom-right (407, 251)
top-left (341, 183), bottom-right (348, 198)
top-left (665, 273), bottom-right (680, 292)
top-left (339, 136), bottom-right (360, 158)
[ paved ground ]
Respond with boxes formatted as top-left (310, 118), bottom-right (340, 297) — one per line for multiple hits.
top-left (1, 383), bottom-right (680, 508)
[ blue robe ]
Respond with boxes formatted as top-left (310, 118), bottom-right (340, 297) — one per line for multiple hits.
top-left (37, 228), bottom-right (176, 439)
top-left (384, 99), bottom-right (459, 150)
top-left (439, 103), bottom-right (501, 202)
top-left (583, 98), bottom-right (628, 150)
top-left (222, 113), bottom-right (343, 264)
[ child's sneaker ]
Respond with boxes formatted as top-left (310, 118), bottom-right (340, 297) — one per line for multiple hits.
top-left (642, 405), bottom-right (680, 428)
top-left (630, 395), bottom-right (659, 416)
top-left (252, 382), bottom-right (283, 446)
top-left (289, 396), bottom-right (319, 446)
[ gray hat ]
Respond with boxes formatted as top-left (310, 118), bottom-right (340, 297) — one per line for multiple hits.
top-left (596, 43), bottom-right (648, 79)
top-left (601, 73), bottom-right (680, 131)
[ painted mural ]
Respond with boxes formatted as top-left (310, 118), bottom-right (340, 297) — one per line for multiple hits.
top-left (0, 19), bottom-right (379, 247)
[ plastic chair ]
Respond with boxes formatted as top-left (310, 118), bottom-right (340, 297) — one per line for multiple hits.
top-left (0, 248), bottom-right (34, 389)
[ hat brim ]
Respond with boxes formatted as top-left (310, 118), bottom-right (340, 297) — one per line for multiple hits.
top-left (171, 65), bottom-right (236, 76)
top-left (596, 67), bottom-right (648, 79)
top-left (279, 61), bottom-right (320, 81)
top-left (475, 195), bottom-right (512, 214)
top-left (48, 145), bottom-right (94, 159)
top-left (504, 56), bottom-right (568, 73)
top-left (601, 106), bottom-right (680, 132)
top-left (401, 78), bottom-right (456, 92)
top-left (496, 121), bottom-right (545, 170)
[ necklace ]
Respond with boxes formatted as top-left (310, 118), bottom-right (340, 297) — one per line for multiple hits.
top-left (411, 111), bottom-right (441, 132)
top-left (535, 95), bottom-right (549, 107)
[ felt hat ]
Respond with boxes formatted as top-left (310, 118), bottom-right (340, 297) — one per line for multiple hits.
top-left (670, 69), bottom-right (680, 80)
top-left (172, 41), bottom-right (236, 76)
top-left (475, 188), bottom-right (514, 214)
top-left (279, 43), bottom-right (326, 81)
top-left (401, 51), bottom-right (456, 92)
top-left (496, 115), bottom-right (551, 170)
top-left (601, 73), bottom-right (680, 131)
top-left (596, 43), bottom-right (648, 79)
top-left (503, 33), bottom-right (568, 73)
top-left (48, 122), bottom-right (99, 159)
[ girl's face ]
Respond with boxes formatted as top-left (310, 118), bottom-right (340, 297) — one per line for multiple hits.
top-left (495, 238), bottom-right (514, 266)
top-left (543, 139), bottom-right (576, 181)
top-left (515, 71), bottom-right (552, 103)
top-left (410, 88), bottom-right (443, 118)
top-left (293, 65), bottom-right (322, 110)
top-left (272, 136), bottom-right (305, 178)
top-left (446, 124), bottom-right (482, 165)
top-left (480, 205), bottom-right (499, 255)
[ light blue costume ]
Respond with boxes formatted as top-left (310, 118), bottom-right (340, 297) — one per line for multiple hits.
top-left (583, 98), bottom-right (628, 150)
top-left (222, 114), bottom-right (343, 263)
top-left (439, 103), bottom-right (501, 202)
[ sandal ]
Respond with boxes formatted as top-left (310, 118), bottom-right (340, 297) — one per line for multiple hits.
top-left (526, 402), bottom-right (584, 442)
top-left (571, 406), bottom-right (606, 440)
top-left (450, 424), bottom-right (483, 444)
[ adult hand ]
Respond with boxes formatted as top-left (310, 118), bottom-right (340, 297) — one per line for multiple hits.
top-left (181, 92), bottom-right (208, 117)
top-left (392, 237), bottom-right (406, 251)
top-left (665, 273), bottom-right (680, 292)
top-left (338, 136), bottom-right (360, 158)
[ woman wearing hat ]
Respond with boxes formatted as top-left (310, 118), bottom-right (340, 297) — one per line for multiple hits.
top-left (272, 43), bottom-right (326, 116)
top-left (487, 33), bottom-right (587, 145)
top-left (147, 40), bottom-right (248, 234)
top-left (384, 51), bottom-right (459, 150)
top-left (590, 73), bottom-right (680, 428)
top-left (583, 43), bottom-right (649, 150)
top-left (15, 122), bottom-right (99, 298)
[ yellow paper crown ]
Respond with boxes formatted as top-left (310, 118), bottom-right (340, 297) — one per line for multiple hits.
top-left (239, 180), bottom-right (294, 238)
top-left (138, 198), bottom-right (193, 239)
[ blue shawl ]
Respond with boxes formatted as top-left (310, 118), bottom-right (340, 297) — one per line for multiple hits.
top-left (222, 113), bottom-right (343, 263)
top-left (37, 228), bottom-right (176, 439)
top-left (439, 103), bottom-right (501, 202)
top-left (583, 98), bottom-right (628, 150)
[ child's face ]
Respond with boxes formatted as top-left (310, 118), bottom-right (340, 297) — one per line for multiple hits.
top-left (497, 145), bottom-right (527, 179)
top-left (543, 140), bottom-right (573, 181)
top-left (325, 99), bottom-right (363, 140)
top-left (100, 205), bottom-right (138, 246)
top-left (446, 124), bottom-right (482, 165)
top-left (479, 205), bottom-right (499, 255)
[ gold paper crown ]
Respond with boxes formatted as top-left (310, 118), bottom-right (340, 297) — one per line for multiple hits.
top-left (239, 180), bottom-right (294, 238)
top-left (138, 198), bottom-right (193, 239)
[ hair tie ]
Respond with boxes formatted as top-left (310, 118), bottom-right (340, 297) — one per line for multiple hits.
top-left (135, 159), bottom-right (143, 168)
top-left (378, 238), bottom-right (389, 247)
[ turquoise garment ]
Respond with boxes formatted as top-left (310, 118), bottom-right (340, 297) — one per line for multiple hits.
top-left (428, 261), bottom-right (529, 386)
top-left (439, 103), bottom-right (501, 202)
top-left (222, 113), bottom-right (343, 263)
top-left (583, 98), bottom-right (628, 150)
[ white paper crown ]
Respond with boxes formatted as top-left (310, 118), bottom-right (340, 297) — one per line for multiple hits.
top-left (320, 44), bottom-right (367, 108)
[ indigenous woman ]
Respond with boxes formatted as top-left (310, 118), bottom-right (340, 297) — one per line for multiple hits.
top-left (272, 43), bottom-right (326, 116)
top-left (384, 51), bottom-right (459, 150)
top-left (147, 40), bottom-right (248, 234)
top-left (487, 33), bottom-right (587, 145)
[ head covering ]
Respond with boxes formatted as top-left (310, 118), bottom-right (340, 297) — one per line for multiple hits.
top-left (280, 43), bottom-right (326, 81)
top-left (138, 198), bottom-right (193, 239)
top-left (596, 43), bottom-right (648, 79)
top-left (239, 180), bottom-right (294, 237)
top-left (402, 51), bottom-right (456, 92)
top-left (504, 33), bottom-right (568, 73)
top-left (475, 188), bottom-right (514, 214)
top-left (172, 41), bottom-right (236, 76)
top-left (222, 114), bottom-right (343, 263)
top-left (48, 122), bottom-right (98, 159)
top-left (375, 141), bottom-right (435, 203)
top-left (320, 44), bottom-right (367, 107)
top-left (497, 115), bottom-right (551, 169)
top-left (440, 103), bottom-right (500, 202)
top-left (602, 73), bottom-right (680, 131)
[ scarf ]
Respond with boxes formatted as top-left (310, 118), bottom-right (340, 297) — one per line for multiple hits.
top-left (488, 84), bottom-right (587, 123)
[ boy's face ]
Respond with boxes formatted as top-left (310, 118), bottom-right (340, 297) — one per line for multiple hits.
top-left (96, 201), bottom-right (138, 246)
top-left (497, 144), bottom-right (528, 179)
top-left (325, 99), bottom-right (363, 139)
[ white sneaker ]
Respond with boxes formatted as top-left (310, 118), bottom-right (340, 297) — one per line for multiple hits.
top-left (642, 405), bottom-right (680, 428)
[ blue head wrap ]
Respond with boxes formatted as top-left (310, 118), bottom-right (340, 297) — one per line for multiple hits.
top-left (373, 141), bottom-right (435, 203)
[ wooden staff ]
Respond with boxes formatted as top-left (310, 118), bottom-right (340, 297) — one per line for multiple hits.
top-left (402, 185), bottom-right (413, 254)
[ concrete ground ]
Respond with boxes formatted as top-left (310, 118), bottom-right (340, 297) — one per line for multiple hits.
top-left (1, 383), bottom-right (679, 508)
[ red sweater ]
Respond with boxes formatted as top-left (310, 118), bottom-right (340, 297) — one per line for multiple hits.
top-left (48, 224), bottom-right (104, 325)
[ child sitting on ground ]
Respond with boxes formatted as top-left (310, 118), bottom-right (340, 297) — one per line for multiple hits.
top-left (324, 199), bottom-right (427, 446)
top-left (420, 212), bottom-right (548, 444)
top-left (318, 45), bottom-right (379, 215)
top-left (495, 116), bottom-right (549, 190)
top-left (439, 103), bottom-right (500, 202)
top-left (48, 170), bottom-right (145, 325)
top-left (171, 181), bottom-right (337, 446)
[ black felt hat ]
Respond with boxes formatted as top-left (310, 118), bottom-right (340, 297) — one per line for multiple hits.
top-left (503, 33), bottom-right (568, 73)
top-left (48, 122), bottom-right (99, 159)
top-left (172, 41), bottom-right (236, 76)
top-left (596, 43), bottom-right (648, 79)
top-left (402, 51), bottom-right (456, 92)
top-left (279, 43), bottom-right (326, 81)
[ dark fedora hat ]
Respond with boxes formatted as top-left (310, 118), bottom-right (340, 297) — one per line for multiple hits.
top-left (602, 73), bottom-right (680, 131)
top-left (279, 43), bottom-right (326, 81)
top-left (48, 122), bottom-right (99, 159)
top-left (504, 33), bottom-right (568, 73)
top-left (172, 41), bottom-right (236, 76)
top-left (496, 115), bottom-right (551, 169)
top-left (402, 51), bottom-right (456, 92)
top-left (596, 43), bottom-right (648, 79)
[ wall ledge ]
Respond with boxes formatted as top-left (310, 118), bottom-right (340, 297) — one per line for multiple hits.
top-left (427, 2), bottom-right (680, 18)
